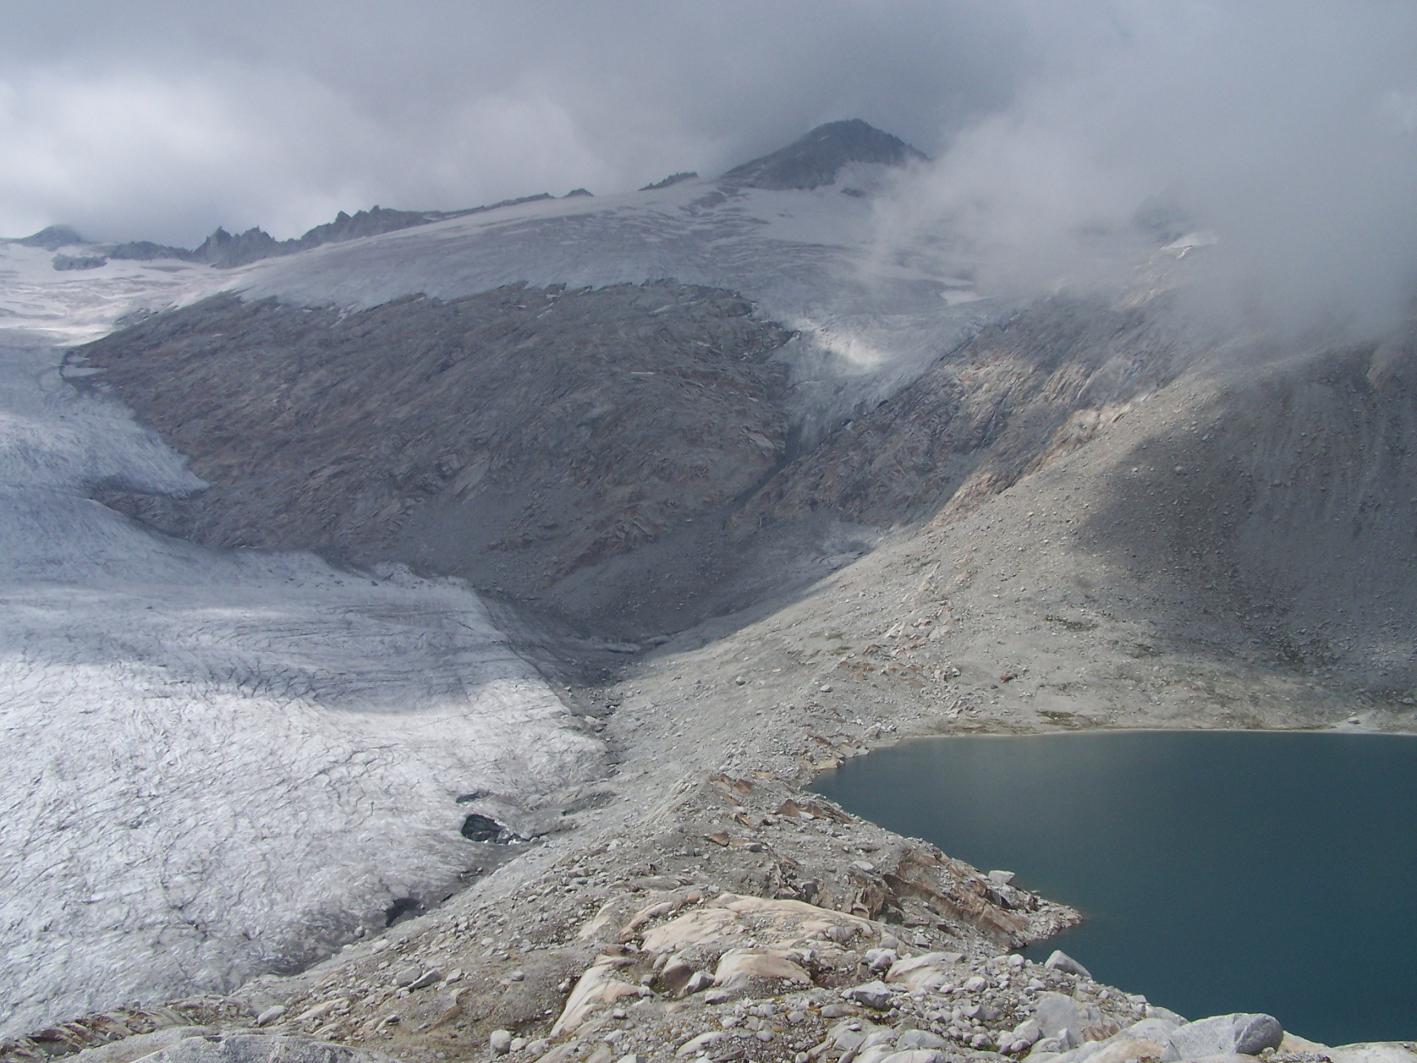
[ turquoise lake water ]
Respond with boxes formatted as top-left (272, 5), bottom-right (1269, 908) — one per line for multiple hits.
top-left (812, 730), bottom-right (1417, 1044)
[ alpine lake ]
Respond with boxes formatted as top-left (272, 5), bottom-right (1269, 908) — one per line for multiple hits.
top-left (812, 730), bottom-right (1417, 1045)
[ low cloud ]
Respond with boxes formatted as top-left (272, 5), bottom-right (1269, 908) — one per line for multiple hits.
top-left (0, 1), bottom-right (1022, 245)
top-left (6, 0), bottom-right (1414, 337)
top-left (872, 3), bottom-right (1417, 336)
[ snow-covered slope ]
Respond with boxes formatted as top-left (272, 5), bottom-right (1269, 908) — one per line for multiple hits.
top-left (229, 175), bottom-right (993, 439)
top-left (0, 245), bottom-right (604, 1037)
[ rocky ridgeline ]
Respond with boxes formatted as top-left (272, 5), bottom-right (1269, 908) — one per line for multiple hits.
top-left (4, 774), bottom-right (1413, 1063)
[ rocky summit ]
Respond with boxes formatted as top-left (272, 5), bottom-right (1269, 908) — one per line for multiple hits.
top-left (720, 119), bottom-right (928, 190)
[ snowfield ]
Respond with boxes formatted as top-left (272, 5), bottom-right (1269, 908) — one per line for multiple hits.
top-left (0, 246), bottom-right (604, 1038)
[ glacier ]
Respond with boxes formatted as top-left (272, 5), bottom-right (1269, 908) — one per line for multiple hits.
top-left (0, 163), bottom-right (1002, 1037)
top-left (0, 244), bottom-right (604, 1037)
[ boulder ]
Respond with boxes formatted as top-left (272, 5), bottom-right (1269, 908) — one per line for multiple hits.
top-left (843, 980), bottom-right (896, 1010)
top-left (1031, 1036), bottom-right (1071, 1057)
top-left (1278, 1033), bottom-right (1331, 1054)
top-left (640, 893), bottom-right (871, 954)
top-left (1045, 950), bottom-right (1093, 979)
top-left (1161, 1014), bottom-right (1283, 1060)
top-left (865, 947), bottom-right (899, 971)
top-left (1035, 993), bottom-right (1082, 1047)
top-left (404, 969), bottom-right (441, 991)
top-left (1009, 1019), bottom-right (1044, 1048)
top-left (1033, 992), bottom-right (1105, 1051)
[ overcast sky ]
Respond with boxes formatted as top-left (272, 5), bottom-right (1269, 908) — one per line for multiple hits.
top-left (4, 1), bottom-right (1417, 334)
top-left (0, 0), bottom-right (1030, 244)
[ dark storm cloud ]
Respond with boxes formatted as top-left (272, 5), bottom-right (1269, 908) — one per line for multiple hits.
top-left (0, 1), bottom-right (1026, 244)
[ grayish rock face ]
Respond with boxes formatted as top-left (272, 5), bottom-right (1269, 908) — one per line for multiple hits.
top-left (638, 171), bottom-right (697, 191)
top-left (106, 197), bottom-right (589, 268)
top-left (720, 119), bottom-right (927, 190)
top-left (1161, 1013), bottom-right (1284, 1060)
top-left (78, 283), bottom-right (804, 640)
top-left (13, 223), bottom-right (85, 249)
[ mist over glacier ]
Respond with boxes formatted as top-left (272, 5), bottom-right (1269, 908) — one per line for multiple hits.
top-left (860, 4), bottom-right (1417, 339)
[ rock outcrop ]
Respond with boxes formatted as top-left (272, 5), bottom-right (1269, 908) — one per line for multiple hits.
top-left (721, 119), bottom-right (927, 189)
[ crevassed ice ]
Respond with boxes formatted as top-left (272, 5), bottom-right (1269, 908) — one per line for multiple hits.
top-left (0, 248), bottom-right (603, 1038)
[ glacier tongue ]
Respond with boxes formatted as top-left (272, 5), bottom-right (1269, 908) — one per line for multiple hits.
top-left (0, 253), bottom-right (603, 1038)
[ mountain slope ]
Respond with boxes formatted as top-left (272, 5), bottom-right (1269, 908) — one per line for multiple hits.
top-left (7, 119), bottom-right (1417, 1054)
top-left (80, 283), bottom-right (801, 636)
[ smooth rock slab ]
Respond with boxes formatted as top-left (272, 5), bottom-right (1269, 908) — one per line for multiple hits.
top-left (1045, 951), bottom-right (1093, 980)
top-left (712, 947), bottom-right (812, 991)
top-left (1329, 1046), bottom-right (1417, 1063)
top-left (676, 1031), bottom-right (728, 1057)
top-left (70, 1027), bottom-right (217, 1063)
top-left (884, 952), bottom-right (964, 993)
top-left (896, 1030), bottom-right (950, 1050)
top-left (1162, 1014), bottom-right (1283, 1060)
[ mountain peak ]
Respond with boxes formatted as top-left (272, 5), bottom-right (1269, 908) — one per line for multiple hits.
top-left (15, 224), bottom-right (86, 250)
top-left (720, 119), bottom-right (927, 190)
